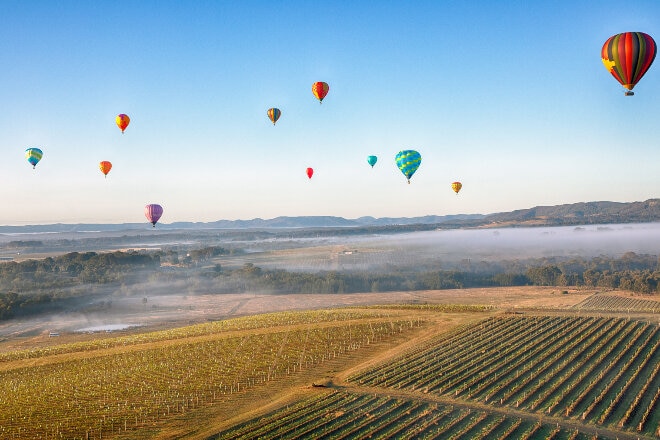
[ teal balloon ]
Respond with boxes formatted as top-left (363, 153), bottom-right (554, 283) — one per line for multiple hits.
top-left (367, 155), bottom-right (377, 168)
top-left (25, 148), bottom-right (43, 169)
top-left (395, 150), bottom-right (421, 182)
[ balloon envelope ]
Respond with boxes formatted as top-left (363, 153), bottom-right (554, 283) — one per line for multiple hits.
top-left (145, 204), bottom-right (163, 227)
top-left (99, 161), bottom-right (112, 177)
top-left (367, 155), bottom-right (378, 168)
top-left (395, 150), bottom-right (421, 183)
top-left (25, 148), bottom-right (43, 169)
top-left (306, 167), bottom-right (314, 179)
top-left (267, 108), bottom-right (281, 125)
top-left (601, 32), bottom-right (656, 93)
top-left (116, 114), bottom-right (130, 133)
top-left (311, 82), bottom-right (329, 103)
top-left (451, 181), bottom-right (462, 194)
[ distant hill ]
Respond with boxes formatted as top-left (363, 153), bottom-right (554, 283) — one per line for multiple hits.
top-left (482, 199), bottom-right (660, 226)
top-left (0, 199), bottom-right (658, 234)
top-left (179, 214), bottom-right (485, 229)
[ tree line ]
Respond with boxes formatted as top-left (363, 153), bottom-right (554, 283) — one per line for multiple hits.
top-left (0, 248), bottom-right (659, 320)
top-left (212, 253), bottom-right (660, 295)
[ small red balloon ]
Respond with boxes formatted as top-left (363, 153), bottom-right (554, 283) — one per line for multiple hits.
top-left (306, 167), bottom-right (314, 179)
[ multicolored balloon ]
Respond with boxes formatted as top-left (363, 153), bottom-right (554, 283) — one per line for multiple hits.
top-left (99, 161), bottom-right (112, 178)
top-left (306, 167), bottom-right (314, 179)
top-left (395, 150), bottom-right (421, 183)
top-left (25, 148), bottom-right (43, 169)
top-left (312, 81), bottom-right (329, 103)
top-left (144, 204), bottom-right (163, 227)
top-left (116, 114), bottom-right (130, 133)
top-left (451, 181), bottom-right (462, 194)
top-left (601, 32), bottom-right (657, 95)
top-left (267, 108), bottom-right (281, 125)
top-left (367, 155), bottom-right (378, 168)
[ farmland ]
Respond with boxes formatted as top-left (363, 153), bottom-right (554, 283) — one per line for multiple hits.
top-left (216, 389), bottom-right (602, 440)
top-left (0, 308), bottom-right (442, 439)
top-left (1, 289), bottom-right (659, 439)
top-left (210, 291), bottom-right (660, 440)
top-left (349, 314), bottom-right (660, 437)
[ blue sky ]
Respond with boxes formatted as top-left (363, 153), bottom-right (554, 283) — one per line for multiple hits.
top-left (0, 1), bottom-right (659, 225)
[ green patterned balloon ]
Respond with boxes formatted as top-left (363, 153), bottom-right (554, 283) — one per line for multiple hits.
top-left (395, 150), bottom-right (421, 183)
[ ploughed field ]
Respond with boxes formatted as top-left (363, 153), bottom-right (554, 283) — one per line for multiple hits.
top-left (1, 292), bottom-right (660, 439)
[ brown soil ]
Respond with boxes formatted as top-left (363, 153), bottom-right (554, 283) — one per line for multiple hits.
top-left (2, 286), bottom-right (648, 439)
top-left (0, 285), bottom-right (601, 354)
top-left (134, 287), bottom-right (647, 440)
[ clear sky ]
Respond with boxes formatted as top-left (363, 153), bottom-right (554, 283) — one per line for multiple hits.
top-left (0, 1), bottom-right (659, 225)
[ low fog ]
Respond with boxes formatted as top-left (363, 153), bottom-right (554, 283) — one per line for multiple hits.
top-left (1, 223), bottom-right (659, 340)
top-left (371, 223), bottom-right (660, 262)
top-left (230, 223), bottom-right (660, 273)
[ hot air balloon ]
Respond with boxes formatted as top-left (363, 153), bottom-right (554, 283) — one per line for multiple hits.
top-left (99, 161), bottom-right (112, 178)
top-left (451, 181), bottom-right (462, 194)
top-left (367, 155), bottom-right (378, 168)
top-left (116, 114), bottom-right (130, 133)
top-left (145, 204), bottom-right (163, 227)
top-left (267, 108), bottom-right (281, 125)
top-left (306, 167), bottom-right (314, 179)
top-left (312, 82), bottom-right (329, 103)
top-left (25, 148), bottom-right (43, 169)
top-left (395, 150), bottom-right (421, 184)
top-left (601, 32), bottom-right (657, 95)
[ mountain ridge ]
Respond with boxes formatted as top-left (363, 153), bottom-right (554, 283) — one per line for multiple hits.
top-left (0, 199), bottom-right (658, 233)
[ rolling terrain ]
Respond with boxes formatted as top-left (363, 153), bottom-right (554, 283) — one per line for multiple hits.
top-left (1, 288), bottom-right (659, 439)
top-left (1, 211), bottom-right (660, 438)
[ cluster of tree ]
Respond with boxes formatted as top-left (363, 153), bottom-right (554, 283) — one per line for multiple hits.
top-left (197, 253), bottom-right (660, 295)
top-left (0, 251), bottom-right (161, 292)
top-left (159, 246), bottom-right (234, 265)
top-left (523, 252), bottom-right (660, 293)
top-left (0, 249), bottom-right (659, 321)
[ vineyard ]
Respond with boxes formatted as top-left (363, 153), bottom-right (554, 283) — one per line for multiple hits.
top-left (3, 293), bottom-right (660, 439)
top-left (0, 309), bottom-right (397, 363)
top-left (214, 389), bottom-right (604, 440)
top-left (349, 315), bottom-right (660, 437)
top-left (573, 295), bottom-right (660, 313)
top-left (0, 309), bottom-right (422, 439)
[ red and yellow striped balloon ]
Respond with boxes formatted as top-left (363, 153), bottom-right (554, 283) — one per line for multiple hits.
top-left (601, 32), bottom-right (656, 94)
top-left (311, 82), bottom-right (329, 103)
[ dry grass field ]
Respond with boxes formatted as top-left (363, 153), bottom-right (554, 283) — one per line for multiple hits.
top-left (3, 286), bottom-right (658, 439)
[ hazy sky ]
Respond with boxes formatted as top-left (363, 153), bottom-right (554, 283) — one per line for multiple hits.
top-left (1, 1), bottom-right (659, 225)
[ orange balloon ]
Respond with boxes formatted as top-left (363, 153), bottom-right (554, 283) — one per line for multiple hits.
top-left (451, 181), bottom-right (462, 194)
top-left (99, 161), bottom-right (112, 177)
top-left (116, 114), bottom-right (130, 133)
top-left (311, 82), bottom-right (329, 103)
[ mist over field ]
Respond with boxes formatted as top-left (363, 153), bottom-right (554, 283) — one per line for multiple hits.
top-left (378, 223), bottom-right (660, 261)
top-left (1, 222), bottom-right (659, 340)
top-left (227, 223), bottom-right (660, 273)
